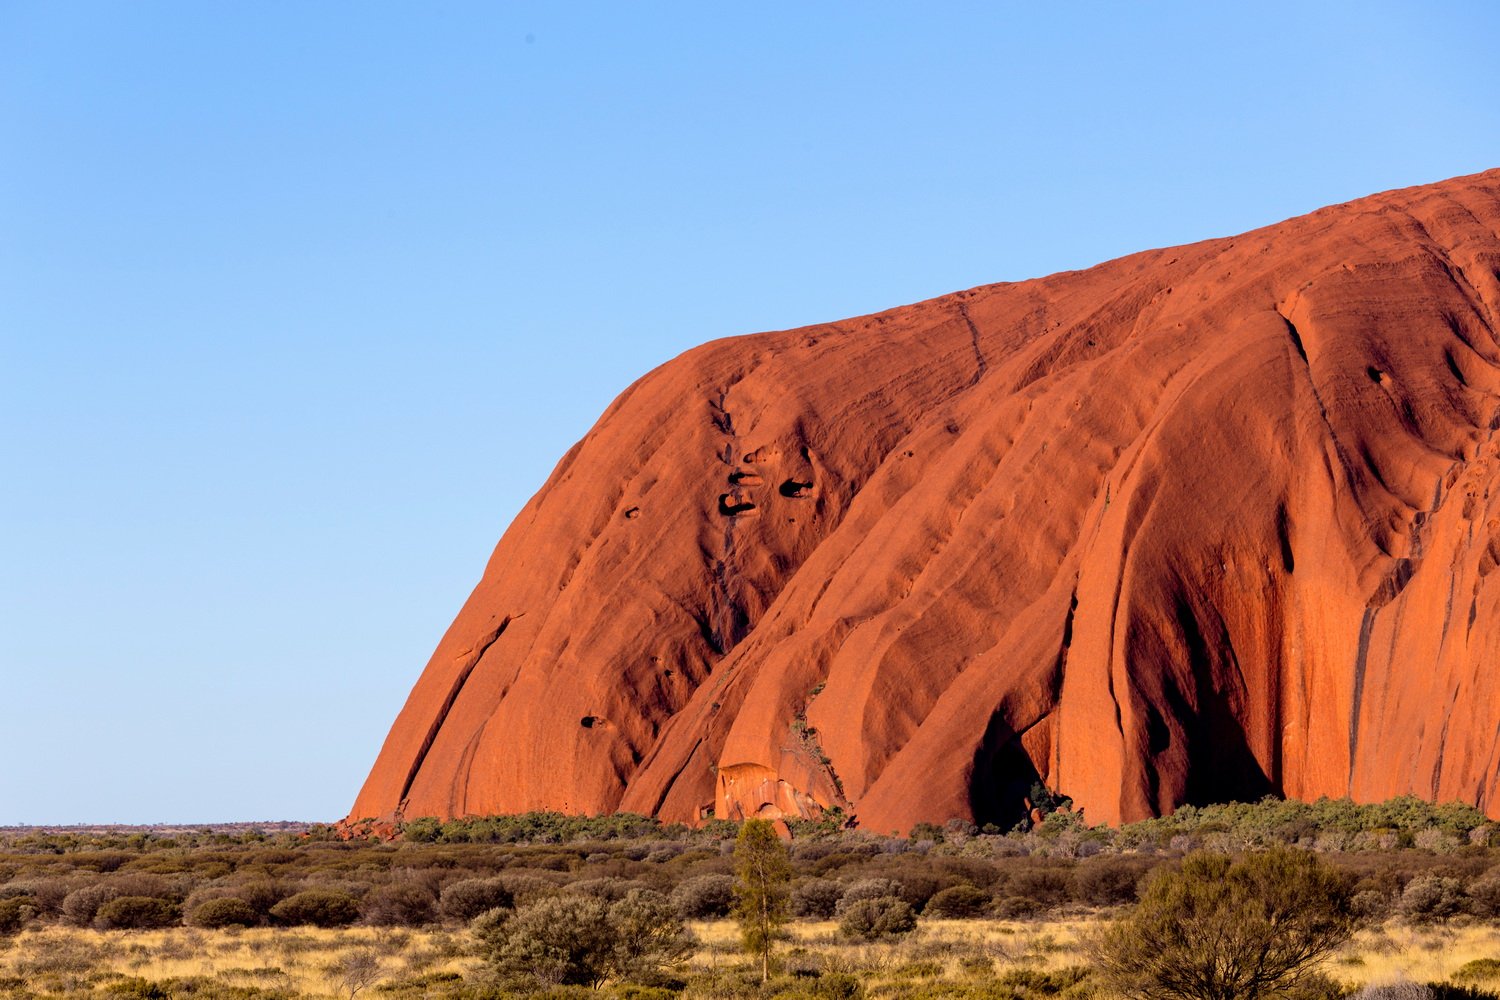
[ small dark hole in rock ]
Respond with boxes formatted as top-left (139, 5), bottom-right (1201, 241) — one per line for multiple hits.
top-left (624, 506), bottom-right (640, 519)
top-left (580, 716), bottom-right (597, 728)
top-left (779, 479), bottom-right (814, 498)
top-left (719, 494), bottom-right (757, 516)
top-left (1367, 367), bottom-right (1385, 384)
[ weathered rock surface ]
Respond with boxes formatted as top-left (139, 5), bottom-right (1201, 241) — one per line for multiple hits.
top-left (350, 170), bottom-right (1500, 833)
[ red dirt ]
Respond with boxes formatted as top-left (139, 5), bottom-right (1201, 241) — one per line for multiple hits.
top-left (350, 169), bottom-right (1500, 833)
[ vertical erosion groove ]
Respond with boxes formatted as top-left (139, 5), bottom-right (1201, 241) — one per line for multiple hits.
top-left (397, 615), bottom-right (515, 811)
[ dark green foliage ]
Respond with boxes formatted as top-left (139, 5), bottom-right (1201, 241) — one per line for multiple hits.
top-left (997, 966), bottom-right (1090, 994)
top-left (0, 896), bottom-right (35, 935)
top-left (1399, 875), bottom-right (1466, 923)
top-left (834, 877), bottom-right (901, 915)
top-left (269, 889), bottom-right (361, 927)
top-left (1073, 855), bottom-right (1148, 906)
top-left (439, 877), bottom-right (513, 922)
top-left (475, 890), bottom-right (693, 987)
top-left (734, 819), bottom-right (792, 982)
top-left (1092, 848), bottom-right (1356, 1000)
top-left (1454, 959), bottom-right (1500, 982)
top-left (188, 896), bottom-right (259, 928)
top-left (361, 881), bottom-right (438, 925)
top-left (924, 884), bottom-right (991, 918)
top-left (430, 811), bottom-right (663, 845)
top-left (401, 817), bottom-right (442, 843)
top-left (568, 876), bottom-right (648, 902)
top-left (837, 896), bottom-right (916, 939)
top-left (62, 883), bottom-right (119, 926)
top-left (94, 895), bottom-right (179, 929)
top-left (790, 878), bottom-right (843, 918)
top-left (1429, 985), bottom-right (1500, 1000)
top-left (670, 873), bottom-right (735, 918)
top-left (1467, 868), bottom-right (1500, 916)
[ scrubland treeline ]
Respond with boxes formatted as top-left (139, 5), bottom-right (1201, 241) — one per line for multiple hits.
top-left (5, 796), bottom-right (1500, 999)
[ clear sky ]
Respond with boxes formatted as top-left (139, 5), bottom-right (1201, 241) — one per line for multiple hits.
top-left (4, 2), bottom-right (1499, 824)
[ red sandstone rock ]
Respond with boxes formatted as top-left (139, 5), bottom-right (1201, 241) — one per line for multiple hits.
top-left (349, 170), bottom-right (1500, 833)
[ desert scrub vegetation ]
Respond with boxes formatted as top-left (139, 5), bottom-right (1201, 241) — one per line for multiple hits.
top-left (3, 797), bottom-right (1500, 996)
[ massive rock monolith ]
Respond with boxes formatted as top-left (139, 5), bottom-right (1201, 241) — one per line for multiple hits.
top-left (350, 169), bottom-right (1500, 833)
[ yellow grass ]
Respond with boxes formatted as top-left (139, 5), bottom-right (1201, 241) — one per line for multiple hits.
top-left (0, 925), bottom-right (475, 999)
top-left (1332, 922), bottom-right (1500, 988)
top-left (5, 917), bottom-right (1500, 996)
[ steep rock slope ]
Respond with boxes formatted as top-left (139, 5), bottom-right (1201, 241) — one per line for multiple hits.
top-left (350, 170), bottom-right (1500, 832)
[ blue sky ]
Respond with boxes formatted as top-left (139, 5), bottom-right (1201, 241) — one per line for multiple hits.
top-left (3, 2), bottom-right (1498, 824)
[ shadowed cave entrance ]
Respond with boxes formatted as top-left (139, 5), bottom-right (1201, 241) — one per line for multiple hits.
top-left (969, 722), bottom-right (1045, 831)
top-left (1169, 595), bottom-right (1278, 809)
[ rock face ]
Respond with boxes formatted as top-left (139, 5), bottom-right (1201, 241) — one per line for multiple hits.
top-left (350, 170), bottom-right (1500, 833)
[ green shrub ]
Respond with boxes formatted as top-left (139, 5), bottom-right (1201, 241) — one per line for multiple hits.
top-left (568, 876), bottom-right (646, 902)
top-left (476, 890), bottom-right (694, 987)
top-left (924, 885), bottom-right (990, 919)
top-left (269, 889), bottom-right (360, 927)
top-left (61, 883), bottom-right (118, 926)
top-left (1467, 869), bottom-right (1500, 916)
top-left (499, 872), bottom-right (563, 905)
top-left (790, 878), bottom-right (843, 919)
top-left (94, 895), bottom-right (179, 929)
top-left (1399, 875), bottom-right (1465, 923)
top-left (671, 874), bottom-right (735, 919)
top-left (0, 897), bottom-right (35, 935)
top-left (1092, 849), bottom-right (1355, 1000)
top-left (188, 897), bottom-right (259, 928)
top-left (401, 817), bottom-right (442, 843)
top-left (1073, 856), bottom-right (1147, 906)
top-left (837, 896), bottom-right (916, 940)
top-left (1429, 985), bottom-right (1500, 1000)
top-left (1454, 960), bottom-right (1500, 983)
top-left (833, 878), bottom-right (900, 916)
top-left (439, 877), bottom-right (513, 922)
top-left (361, 881), bottom-right (437, 926)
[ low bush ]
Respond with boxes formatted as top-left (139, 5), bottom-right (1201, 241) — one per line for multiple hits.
top-left (362, 882), bottom-right (438, 926)
top-left (791, 878), bottom-right (843, 919)
top-left (834, 878), bottom-right (901, 916)
top-left (93, 895), bottom-right (179, 930)
top-left (1468, 869), bottom-right (1500, 917)
top-left (187, 897), bottom-right (258, 928)
top-left (837, 896), bottom-right (916, 939)
top-left (671, 874), bottom-right (735, 919)
top-left (269, 889), bottom-right (360, 927)
top-left (1074, 856), bottom-right (1146, 906)
top-left (924, 884), bottom-right (991, 918)
top-left (0, 897), bottom-right (35, 935)
top-left (568, 877), bottom-right (647, 902)
top-left (61, 883), bottom-right (118, 926)
top-left (439, 877), bottom-right (513, 922)
top-left (498, 872), bottom-right (562, 906)
top-left (1454, 960), bottom-right (1500, 983)
top-left (476, 890), bottom-right (694, 987)
top-left (1399, 875), bottom-right (1465, 923)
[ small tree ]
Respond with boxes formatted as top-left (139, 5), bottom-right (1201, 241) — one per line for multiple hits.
top-left (733, 819), bottom-right (792, 982)
top-left (1091, 848), bottom-right (1355, 1000)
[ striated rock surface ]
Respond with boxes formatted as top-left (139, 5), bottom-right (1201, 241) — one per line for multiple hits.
top-left (350, 170), bottom-right (1500, 833)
